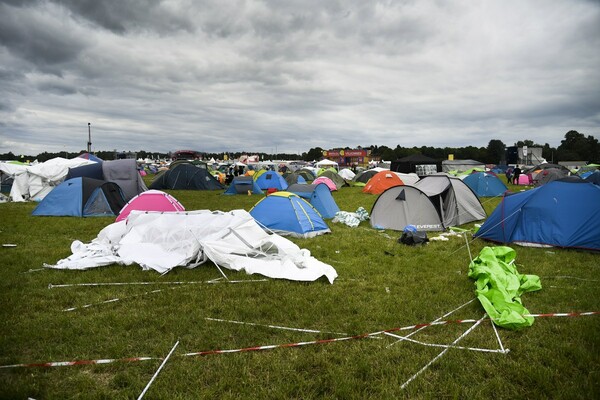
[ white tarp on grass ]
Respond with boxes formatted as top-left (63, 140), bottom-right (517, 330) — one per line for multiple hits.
top-left (44, 209), bottom-right (338, 283)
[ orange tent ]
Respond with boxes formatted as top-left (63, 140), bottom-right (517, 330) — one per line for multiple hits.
top-left (362, 170), bottom-right (404, 194)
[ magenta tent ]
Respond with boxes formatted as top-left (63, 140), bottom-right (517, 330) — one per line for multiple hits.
top-left (116, 190), bottom-right (185, 222)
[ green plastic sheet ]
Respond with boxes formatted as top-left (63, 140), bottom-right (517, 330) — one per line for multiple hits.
top-left (468, 246), bottom-right (542, 330)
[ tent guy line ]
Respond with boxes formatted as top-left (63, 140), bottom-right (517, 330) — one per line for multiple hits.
top-left (386, 298), bottom-right (476, 348)
top-left (48, 278), bottom-right (268, 288)
top-left (137, 340), bottom-right (179, 400)
top-left (60, 279), bottom-right (270, 312)
top-left (1, 311), bottom-right (597, 369)
top-left (383, 329), bottom-right (509, 354)
top-left (205, 317), bottom-right (348, 336)
top-left (399, 314), bottom-right (488, 390)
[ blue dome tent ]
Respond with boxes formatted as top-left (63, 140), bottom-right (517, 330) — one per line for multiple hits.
top-left (463, 172), bottom-right (507, 197)
top-left (255, 171), bottom-right (288, 191)
top-left (474, 179), bottom-right (600, 251)
top-left (287, 183), bottom-right (340, 219)
top-left (250, 192), bottom-right (330, 238)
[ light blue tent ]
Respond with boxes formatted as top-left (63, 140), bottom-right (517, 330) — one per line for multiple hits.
top-left (255, 171), bottom-right (288, 191)
top-left (287, 183), bottom-right (340, 219)
top-left (463, 172), bottom-right (507, 197)
top-left (475, 179), bottom-right (600, 251)
top-left (250, 192), bottom-right (330, 238)
top-left (224, 176), bottom-right (263, 195)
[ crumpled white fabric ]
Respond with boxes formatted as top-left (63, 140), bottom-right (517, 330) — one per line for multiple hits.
top-left (332, 207), bottom-right (370, 228)
top-left (45, 209), bottom-right (337, 283)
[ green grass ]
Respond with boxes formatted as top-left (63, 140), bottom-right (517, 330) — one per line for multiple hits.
top-left (0, 177), bottom-right (598, 399)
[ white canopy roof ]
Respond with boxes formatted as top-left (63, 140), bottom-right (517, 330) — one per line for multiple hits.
top-left (316, 159), bottom-right (338, 168)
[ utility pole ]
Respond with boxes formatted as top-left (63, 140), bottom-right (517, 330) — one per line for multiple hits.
top-left (87, 123), bottom-right (92, 153)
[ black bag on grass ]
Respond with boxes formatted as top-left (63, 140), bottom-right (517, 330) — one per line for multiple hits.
top-left (398, 230), bottom-right (429, 246)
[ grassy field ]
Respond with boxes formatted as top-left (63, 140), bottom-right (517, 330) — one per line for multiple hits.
top-left (0, 177), bottom-right (598, 399)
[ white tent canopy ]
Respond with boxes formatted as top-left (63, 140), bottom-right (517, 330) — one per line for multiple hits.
top-left (316, 159), bottom-right (339, 169)
top-left (45, 209), bottom-right (338, 283)
top-left (1, 157), bottom-right (96, 202)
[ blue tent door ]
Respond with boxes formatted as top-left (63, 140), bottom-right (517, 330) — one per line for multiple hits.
top-left (32, 179), bottom-right (84, 216)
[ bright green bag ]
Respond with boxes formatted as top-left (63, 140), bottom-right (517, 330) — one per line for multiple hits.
top-left (468, 246), bottom-right (542, 330)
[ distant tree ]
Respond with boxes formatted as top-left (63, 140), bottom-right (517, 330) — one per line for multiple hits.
top-left (515, 140), bottom-right (535, 147)
top-left (541, 143), bottom-right (556, 163)
top-left (304, 147), bottom-right (324, 161)
top-left (557, 130), bottom-right (599, 162)
top-left (380, 147), bottom-right (395, 161)
top-left (486, 140), bottom-right (506, 164)
top-left (454, 146), bottom-right (486, 161)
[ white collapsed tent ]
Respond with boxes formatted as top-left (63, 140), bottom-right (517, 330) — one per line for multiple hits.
top-left (0, 157), bottom-right (96, 202)
top-left (44, 209), bottom-right (338, 283)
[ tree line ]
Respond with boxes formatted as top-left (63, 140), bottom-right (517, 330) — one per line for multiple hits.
top-left (1, 130), bottom-right (597, 164)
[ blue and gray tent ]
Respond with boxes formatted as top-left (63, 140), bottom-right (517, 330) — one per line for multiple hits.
top-left (32, 177), bottom-right (126, 217)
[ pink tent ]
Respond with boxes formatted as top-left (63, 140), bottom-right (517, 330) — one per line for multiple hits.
top-left (518, 174), bottom-right (531, 185)
top-left (116, 190), bottom-right (185, 222)
top-left (313, 176), bottom-right (337, 191)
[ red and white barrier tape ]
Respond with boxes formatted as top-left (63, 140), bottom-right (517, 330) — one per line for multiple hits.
top-left (0, 357), bottom-right (158, 369)
top-left (2, 311), bottom-right (597, 369)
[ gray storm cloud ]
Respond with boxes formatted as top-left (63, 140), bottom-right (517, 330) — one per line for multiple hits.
top-left (0, 0), bottom-right (598, 155)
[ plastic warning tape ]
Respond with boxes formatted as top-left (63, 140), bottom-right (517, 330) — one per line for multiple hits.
top-left (1, 311), bottom-right (597, 369)
top-left (183, 311), bottom-right (600, 357)
top-left (0, 357), bottom-right (158, 369)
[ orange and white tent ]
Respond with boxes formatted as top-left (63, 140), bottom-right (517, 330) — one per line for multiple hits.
top-left (362, 170), bottom-right (404, 194)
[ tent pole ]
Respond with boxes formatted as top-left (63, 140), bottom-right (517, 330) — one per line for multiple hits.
top-left (463, 232), bottom-right (473, 264)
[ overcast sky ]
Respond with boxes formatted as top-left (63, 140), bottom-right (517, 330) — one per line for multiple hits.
top-left (1, 0), bottom-right (599, 156)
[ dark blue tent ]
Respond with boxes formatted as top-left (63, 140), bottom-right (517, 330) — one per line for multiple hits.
top-left (32, 177), bottom-right (126, 217)
top-left (66, 162), bottom-right (104, 180)
top-left (224, 176), bottom-right (263, 195)
top-left (463, 172), bottom-right (507, 197)
top-left (475, 179), bottom-right (600, 251)
top-left (287, 183), bottom-right (340, 219)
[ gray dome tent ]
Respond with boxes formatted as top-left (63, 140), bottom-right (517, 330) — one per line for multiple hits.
top-left (370, 175), bottom-right (486, 231)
